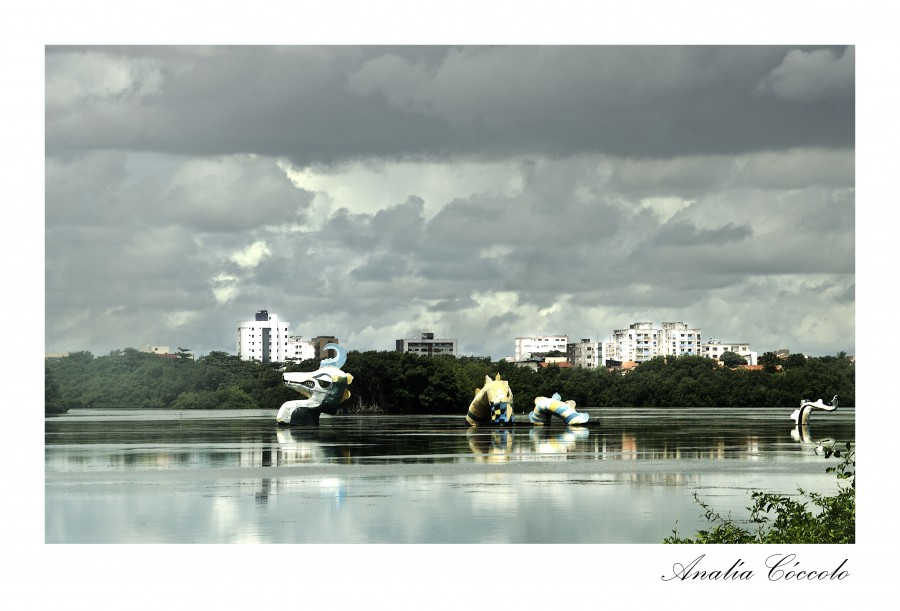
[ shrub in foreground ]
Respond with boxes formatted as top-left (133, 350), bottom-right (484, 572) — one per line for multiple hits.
top-left (664, 443), bottom-right (854, 544)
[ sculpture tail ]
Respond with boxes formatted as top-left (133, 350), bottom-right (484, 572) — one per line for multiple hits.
top-left (319, 343), bottom-right (346, 369)
top-left (530, 394), bottom-right (589, 426)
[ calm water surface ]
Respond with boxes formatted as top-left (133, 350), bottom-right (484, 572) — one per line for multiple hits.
top-left (45, 407), bottom-right (855, 543)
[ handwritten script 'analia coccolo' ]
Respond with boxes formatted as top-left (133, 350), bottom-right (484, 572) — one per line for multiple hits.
top-left (661, 554), bottom-right (849, 582)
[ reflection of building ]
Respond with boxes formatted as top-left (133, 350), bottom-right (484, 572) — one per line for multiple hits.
top-left (602, 322), bottom-right (702, 364)
top-left (237, 309), bottom-right (293, 363)
top-left (514, 335), bottom-right (568, 362)
top-left (396, 332), bottom-right (457, 357)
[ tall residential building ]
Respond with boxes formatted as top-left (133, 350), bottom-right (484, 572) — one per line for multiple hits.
top-left (568, 338), bottom-right (600, 368)
top-left (396, 332), bottom-right (457, 356)
top-left (514, 335), bottom-right (569, 362)
top-left (601, 322), bottom-right (702, 364)
top-left (660, 321), bottom-right (703, 358)
top-left (603, 322), bottom-right (654, 363)
top-left (237, 309), bottom-right (293, 363)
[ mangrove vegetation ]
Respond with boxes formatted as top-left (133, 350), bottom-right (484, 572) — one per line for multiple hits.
top-left (45, 348), bottom-right (855, 414)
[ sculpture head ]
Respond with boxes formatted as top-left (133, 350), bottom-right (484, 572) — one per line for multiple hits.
top-left (282, 344), bottom-right (352, 414)
top-left (466, 373), bottom-right (514, 425)
top-left (481, 374), bottom-right (513, 413)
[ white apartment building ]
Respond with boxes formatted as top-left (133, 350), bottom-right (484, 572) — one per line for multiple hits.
top-left (601, 322), bottom-right (702, 364)
top-left (396, 332), bottom-right (458, 357)
top-left (514, 335), bottom-right (569, 362)
top-left (568, 339), bottom-right (600, 368)
top-left (285, 336), bottom-right (317, 363)
top-left (700, 339), bottom-right (758, 366)
top-left (237, 309), bottom-right (293, 363)
top-left (660, 321), bottom-right (703, 358)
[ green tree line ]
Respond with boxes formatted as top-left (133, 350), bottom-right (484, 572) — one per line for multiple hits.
top-left (44, 348), bottom-right (855, 414)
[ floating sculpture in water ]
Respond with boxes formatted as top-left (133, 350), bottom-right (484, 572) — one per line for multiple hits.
top-left (790, 395), bottom-right (838, 426)
top-left (529, 393), bottom-right (590, 426)
top-left (466, 374), bottom-right (514, 425)
top-left (276, 343), bottom-right (353, 426)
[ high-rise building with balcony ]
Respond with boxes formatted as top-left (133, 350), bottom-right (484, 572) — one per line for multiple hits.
top-left (602, 322), bottom-right (702, 364)
top-left (568, 338), bottom-right (600, 368)
top-left (237, 309), bottom-right (292, 363)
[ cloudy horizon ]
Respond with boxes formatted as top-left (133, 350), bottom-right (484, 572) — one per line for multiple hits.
top-left (45, 45), bottom-right (855, 360)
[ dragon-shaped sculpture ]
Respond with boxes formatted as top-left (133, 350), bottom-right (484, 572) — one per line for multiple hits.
top-left (790, 394), bottom-right (838, 426)
top-left (466, 374), bottom-right (514, 426)
top-left (529, 393), bottom-right (590, 426)
top-left (276, 343), bottom-right (353, 426)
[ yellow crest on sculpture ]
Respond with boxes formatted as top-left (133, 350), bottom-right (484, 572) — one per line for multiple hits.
top-left (482, 375), bottom-right (512, 404)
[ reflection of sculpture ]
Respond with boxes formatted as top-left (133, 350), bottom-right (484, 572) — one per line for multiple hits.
top-left (276, 344), bottom-right (353, 426)
top-left (790, 395), bottom-right (838, 425)
top-left (466, 374), bottom-right (514, 425)
top-left (790, 424), bottom-right (813, 443)
top-left (530, 427), bottom-right (589, 454)
top-left (529, 393), bottom-right (589, 426)
top-left (466, 428), bottom-right (514, 462)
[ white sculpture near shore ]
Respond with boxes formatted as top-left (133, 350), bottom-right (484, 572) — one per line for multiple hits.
top-left (790, 395), bottom-right (838, 425)
top-left (276, 343), bottom-right (353, 426)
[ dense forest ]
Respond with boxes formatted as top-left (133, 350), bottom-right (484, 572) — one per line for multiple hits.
top-left (45, 348), bottom-right (855, 415)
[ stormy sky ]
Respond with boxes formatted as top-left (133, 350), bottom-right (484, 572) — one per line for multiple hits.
top-left (45, 44), bottom-right (856, 359)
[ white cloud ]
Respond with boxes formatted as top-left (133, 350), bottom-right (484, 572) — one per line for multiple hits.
top-left (165, 310), bottom-right (199, 329)
top-left (211, 273), bottom-right (239, 304)
top-left (45, 50), bottom-right (164, 110)
top-left (283, 159), bottom-right (524, 218)
top-left (230, 241), bottom-right (271, 268)
top-left (638, 197), bottom-right (694, 223)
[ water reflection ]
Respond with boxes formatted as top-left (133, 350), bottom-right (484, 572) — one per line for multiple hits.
top-left (45, 407), bottom-right (855, 543)
top-left (529, 427), bottom-right (589, 456)
top-left (790, 422), bottom-right (839, 448)
top-left (46, 407), bottom-right (856, 472)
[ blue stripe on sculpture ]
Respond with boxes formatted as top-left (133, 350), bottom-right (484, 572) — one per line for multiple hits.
top-left (319, 343), bottom-right (346, 369)
top-left (531, 394), bottom-right (589, 426)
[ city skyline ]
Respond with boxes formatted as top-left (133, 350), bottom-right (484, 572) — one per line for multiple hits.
top-left (70, 310), bottom-right (832, 362)
top-left (45, 45), bottom-right (855, 361)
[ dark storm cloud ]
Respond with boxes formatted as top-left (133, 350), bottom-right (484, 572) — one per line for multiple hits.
top-left (158, 156), bottom-right (316, 232)
top-left (653, 221), bottom-right (753, 247)
top-left (46, 46), bottom-right (853, 165)
top-left (44, 45), bottom-right (855, 358)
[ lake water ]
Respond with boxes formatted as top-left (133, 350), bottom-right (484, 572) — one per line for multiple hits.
top-left (45, 407), bottom-right (855, 543)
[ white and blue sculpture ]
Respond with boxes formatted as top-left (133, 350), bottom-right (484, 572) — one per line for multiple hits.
top-left (276, 343), bottom-right (353, 426)
top-left (529, 393), bottom-right (590, 426)
top-left (790, 395), bottom-right (838, 426)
